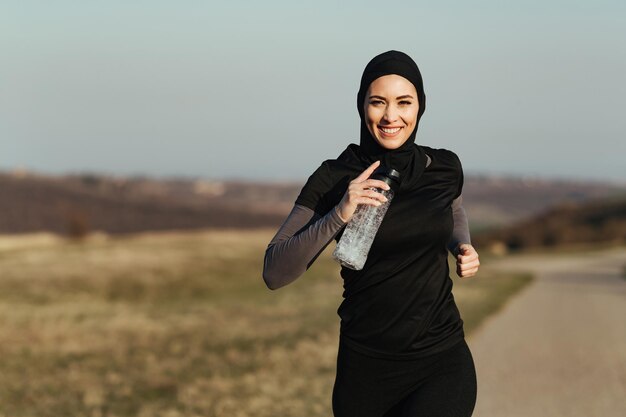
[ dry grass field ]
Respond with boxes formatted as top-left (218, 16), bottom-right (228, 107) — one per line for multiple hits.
top-left (0, 230), bottom-right (531, 417)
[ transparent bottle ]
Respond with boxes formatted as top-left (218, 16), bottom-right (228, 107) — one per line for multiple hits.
top-left (332, 167), bottom-right (400, 270)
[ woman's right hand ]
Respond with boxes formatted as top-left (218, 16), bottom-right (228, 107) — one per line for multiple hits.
top-left (336, 160), bottom-right (391, 223)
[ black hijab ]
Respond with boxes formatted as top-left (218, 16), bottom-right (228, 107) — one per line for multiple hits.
top-left (296, 50), bottom-right (429, 214)
top-left (355, 50), bottom-right (428, 189)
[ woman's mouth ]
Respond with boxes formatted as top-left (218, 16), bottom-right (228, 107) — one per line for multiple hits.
top-left (378, 126), bottom-right (402, 137)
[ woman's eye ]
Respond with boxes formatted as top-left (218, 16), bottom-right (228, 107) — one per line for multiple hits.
top-left (399, 100), bottom-right (412, 106)
top-left (369, 100), bottom-right (384, 105)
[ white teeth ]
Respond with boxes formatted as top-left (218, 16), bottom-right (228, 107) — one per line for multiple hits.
top-left (380, 127), bottom-right (401, 134)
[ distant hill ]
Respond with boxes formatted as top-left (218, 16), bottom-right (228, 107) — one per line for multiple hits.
top-left (461, 175), bottom-right (625, 231)
top-left (0, 172), bottom-right (287, 235)
top-left (0, 170), bottom-right (624, 237)
top-left (473, 197), bottom-right (626, 251)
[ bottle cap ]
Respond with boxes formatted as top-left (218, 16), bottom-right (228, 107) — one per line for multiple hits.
top-left (371, 166), bottom-right (401, 191)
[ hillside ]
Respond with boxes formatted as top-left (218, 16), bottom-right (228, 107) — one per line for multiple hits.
top-left (0, 170), bottom-right (623, 237)
top-left (461, 176), bottom-right (624, 230)
top-left (0, 172), bottom-right (286, 235)
top-left (472, 197), bottom-right (626, 251)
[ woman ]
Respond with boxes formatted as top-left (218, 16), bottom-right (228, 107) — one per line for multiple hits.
top-left (263, 50), bottom-right (480, 417)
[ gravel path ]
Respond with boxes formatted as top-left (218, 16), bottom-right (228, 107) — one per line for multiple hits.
top-left (467, 247), bottom-right (626, 417)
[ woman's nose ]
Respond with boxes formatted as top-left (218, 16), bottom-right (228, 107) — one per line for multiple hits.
top-left (383, 105), bottom-right (398, 122)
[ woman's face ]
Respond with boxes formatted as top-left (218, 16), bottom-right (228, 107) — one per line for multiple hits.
top-left (364, 74), bottom-right (419, 150)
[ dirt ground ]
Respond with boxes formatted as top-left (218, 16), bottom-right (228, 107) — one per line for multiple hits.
top-left (468, 246), bottom-right (626, 417)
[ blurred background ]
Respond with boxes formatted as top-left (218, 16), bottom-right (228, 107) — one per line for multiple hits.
top-left (1, 1), bottom-right (624, 416)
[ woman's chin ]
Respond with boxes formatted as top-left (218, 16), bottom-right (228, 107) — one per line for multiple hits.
top-left (374, 137), bottom-right (410, 150)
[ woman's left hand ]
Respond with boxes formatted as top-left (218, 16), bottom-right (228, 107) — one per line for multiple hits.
top-left (456, 243), bottom-right (479, 278)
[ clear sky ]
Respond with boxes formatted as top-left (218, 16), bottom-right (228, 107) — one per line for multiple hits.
top-left (2, 1), bottom-right (625, 183)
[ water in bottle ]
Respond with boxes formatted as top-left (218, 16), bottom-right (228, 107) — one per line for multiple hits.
top-left (332, 167), bottom-right (400, 270)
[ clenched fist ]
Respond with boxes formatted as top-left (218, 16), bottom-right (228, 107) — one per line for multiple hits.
top-left (455, 243), bottom-right (480, 278)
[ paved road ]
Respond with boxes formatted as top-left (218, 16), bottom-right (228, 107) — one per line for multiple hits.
top-left (468, 247), bottom-right (626, 417)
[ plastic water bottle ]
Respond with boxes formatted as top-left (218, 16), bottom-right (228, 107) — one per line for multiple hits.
top-left (332, 167), bottom-right (400, 270)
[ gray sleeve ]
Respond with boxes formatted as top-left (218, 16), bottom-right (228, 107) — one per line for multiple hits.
top-left (262, 204), bottom-right (347, 290)
top-left (447, 195), bottom-right (471, 256)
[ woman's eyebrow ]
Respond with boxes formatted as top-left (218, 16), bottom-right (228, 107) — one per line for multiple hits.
top-left (368, 94), bottom-right (414, 100)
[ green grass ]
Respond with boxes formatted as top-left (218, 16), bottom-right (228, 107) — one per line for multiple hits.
top-left (0, 230), bottom-right (532, 417)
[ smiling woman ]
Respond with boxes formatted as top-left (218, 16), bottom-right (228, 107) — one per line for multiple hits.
top-left (364, 75), bottom-right (419, 150)
top-left (263, 50), bottom-right (480, 417)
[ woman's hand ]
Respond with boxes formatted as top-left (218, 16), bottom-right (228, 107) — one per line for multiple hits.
top-left (456, 243), bottom-right (480, 278)
top-left (336, 160), bottom-right (391, 223)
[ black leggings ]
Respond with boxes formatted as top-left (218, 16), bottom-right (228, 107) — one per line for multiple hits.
top-left (332, 339), bottom-right (477, 417)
